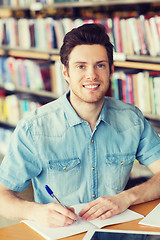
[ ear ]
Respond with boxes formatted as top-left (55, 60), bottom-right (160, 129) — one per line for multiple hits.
top-left (62, 64), bottom-right (70, 82)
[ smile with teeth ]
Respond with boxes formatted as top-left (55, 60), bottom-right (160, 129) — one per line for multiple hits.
top-left (83, 84), bottom-right (100, 89)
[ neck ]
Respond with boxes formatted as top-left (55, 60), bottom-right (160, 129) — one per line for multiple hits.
top-left (68, 94), bottom-right (104, 131)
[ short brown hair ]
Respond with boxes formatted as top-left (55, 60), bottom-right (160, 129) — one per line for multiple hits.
top-left (60, 23), bottom-right (113, 73)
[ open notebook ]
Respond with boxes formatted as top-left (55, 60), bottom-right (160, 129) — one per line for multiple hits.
top-left (23, 203), bottom-right (144, 240)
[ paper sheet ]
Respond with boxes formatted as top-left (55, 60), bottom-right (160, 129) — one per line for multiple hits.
top-left (23, 203), bottom-right (144, 240)
top-left (139, 203), bottom-right (160, 228)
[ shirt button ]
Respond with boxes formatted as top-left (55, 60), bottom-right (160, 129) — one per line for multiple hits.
top-left (92, 167), bottom-right (95, 171)
top-left (121, 161), bottom-right (124, 165)
top-left (63, 166), bottom-right (67, 170)
top-left (92, 194), bottom-right (96, 198)
top-left (91, 139), bottom-right (94, 143)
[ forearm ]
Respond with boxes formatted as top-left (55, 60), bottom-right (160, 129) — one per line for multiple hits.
top-left (0, 188), bottom-right (40, 222)
top-left (123, 172), bottom-right (160, 206)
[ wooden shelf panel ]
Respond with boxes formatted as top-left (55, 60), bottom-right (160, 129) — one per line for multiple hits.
top-left (144, 113), bottom-right (160, 121)
top-left (0, 120), bottom-right (16, 129)
top-left (114, 61), bottom-right (160, 71)
top-left (8, 50), bottom-right (50, 60)
top-left (0, 84), bottom-right (58, 101)
top-left (0, 49), bottom-right (5, 55)
top-left (0, 47), bottom-right (60, 61)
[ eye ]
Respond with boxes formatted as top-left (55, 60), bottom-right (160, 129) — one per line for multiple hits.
top-left (77, 65), bottom-right (85, 69)
top-left (97, 63), bottom-right (105, 68)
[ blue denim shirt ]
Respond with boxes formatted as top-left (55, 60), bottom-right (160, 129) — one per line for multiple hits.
top-left (0, 91), bottom-right (160, 206)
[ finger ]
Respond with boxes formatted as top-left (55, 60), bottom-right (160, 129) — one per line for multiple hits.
top-left (82, 204), bottom-right (111, 221)
top-left (48, 205), bottom-right (77, 227)
top-left (99, 209), bottom-right (118, 220)
top-left (79, 200), bottom-right (99, 217)
top-left (47, 210), bottom-right (75, 228)
top-left (80, 203), bottom-right (103, 220)
top-left (67, 206), bottom-right (76, 214)
top-left (53, 204), bottom-right (77, 221)
top-left (86, 206), bottom-right (109, 221)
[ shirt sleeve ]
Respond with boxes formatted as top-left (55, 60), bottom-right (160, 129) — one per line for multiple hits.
top-left (136, 110), bottom-right (160, 165)
top-left (0, 119), bottom-right (42, 191)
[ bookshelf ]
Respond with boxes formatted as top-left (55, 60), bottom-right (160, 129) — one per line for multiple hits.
top-left (0, 0), bottom-right (160, 156)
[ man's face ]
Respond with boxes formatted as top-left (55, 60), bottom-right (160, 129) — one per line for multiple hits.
top-left (62, 44), bottom-right (112, 105)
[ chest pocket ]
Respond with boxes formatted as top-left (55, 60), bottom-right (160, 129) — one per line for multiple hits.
top-left (104, 153), bottom-right (135, 191)
top-left (47, 158), bottom-right (81, 197)
top-left (49, 158), bottom-right (80, 172)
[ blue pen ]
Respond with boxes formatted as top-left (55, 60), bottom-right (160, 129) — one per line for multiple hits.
top-left (45, 185), bottom-right (66, 208)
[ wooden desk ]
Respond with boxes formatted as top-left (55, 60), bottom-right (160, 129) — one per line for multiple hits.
top-left (0, 199), bottom-right (160, 240)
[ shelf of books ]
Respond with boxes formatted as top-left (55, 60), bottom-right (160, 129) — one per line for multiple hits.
top-left (0, 0), bottom-right (160, 155)
top-left (111, 70), bottom-right (160, 118)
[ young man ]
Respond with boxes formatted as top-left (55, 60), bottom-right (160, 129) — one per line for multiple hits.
top-left (0, 23), bottom-right (160, 228)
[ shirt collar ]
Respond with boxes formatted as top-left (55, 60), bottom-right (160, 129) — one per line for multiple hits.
top-left (60, 91), bottom-right (109, 127)
top-left (98, 98), bottom-right (109, 124)
top-left (60, 90), bottom-right (84, 127)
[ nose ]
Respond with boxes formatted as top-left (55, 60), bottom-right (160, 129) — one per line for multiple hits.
top-left (86, 66), bottom-right (97, 80)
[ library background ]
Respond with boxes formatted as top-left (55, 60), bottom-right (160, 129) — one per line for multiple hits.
top-left (0, 0), bottom-right (160, 226)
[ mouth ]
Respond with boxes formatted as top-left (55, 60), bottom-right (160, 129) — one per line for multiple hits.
top-left (83, 84), bottom-right (100, 89)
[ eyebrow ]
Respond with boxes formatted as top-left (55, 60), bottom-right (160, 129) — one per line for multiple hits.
top-left (73, 60), bottom-right (109, 64)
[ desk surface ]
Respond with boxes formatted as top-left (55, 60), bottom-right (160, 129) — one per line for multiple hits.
top-left (0, 199), bottom-right (160, 240)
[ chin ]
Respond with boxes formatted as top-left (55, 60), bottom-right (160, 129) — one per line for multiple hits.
top-left (83, 96), bottom-right (105, 104)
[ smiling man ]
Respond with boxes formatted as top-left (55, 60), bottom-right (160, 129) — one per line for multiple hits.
top-left (0, 24), bottom-right (160, 228)
top-left (62, 44), bottom-right (111, 131)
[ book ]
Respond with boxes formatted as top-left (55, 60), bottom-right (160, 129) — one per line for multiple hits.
top-left (125, 19), bottom-right (134, 55)
top-left (149, 17), bottom-right (160, 56)
top-left (143, 71), bottom-right (151, 114)
top-left (45, 18), bottom-right (54, 50)
top-left (17, 18), bottom-right (31, 49)
top-left (136, 17), bottom-right (147, 55)
top-left (112, 16), bottom-right (122, 53)
top-left (155, 15), bottom-right (160, 40)
top-left (29, 19), bottom-right (36, 48)
top-left (139, 15), bottom-right (150, 55)
top-left (152, 75), bottom-right (160, 116)
top-left (105, 18), bottom-right (114, 47)
top-left (144, 18), bottom-right (157, 57)
top-left (50, 60), bottom-right (68, 96)
top-left (37, 18), bottom-right (47, 50)
top-left (23, 203), bottom-right (143, 240)
top-left (128, 17), bottom-right (141, 55)
top-left (120, 18), bottom-right (128, 55)
top-left (126, 74), bottom-right (134, 105)
top-left (0, 19), bottom-right (4, 46)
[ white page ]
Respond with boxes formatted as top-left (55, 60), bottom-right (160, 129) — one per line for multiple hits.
top-left (23, 216), bottom-right (96, 240)
top-left (139, 203), bottom-right (160, 228)
top-left (23, 203), bottom-right (144, 240)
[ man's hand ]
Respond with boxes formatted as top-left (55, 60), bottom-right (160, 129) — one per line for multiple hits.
top-left (79, 192), bottom-right (130, 221)
top-left (34, 203), bottom-right (77, 228)
top-left (0, 184), bottom-right (78, 229)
